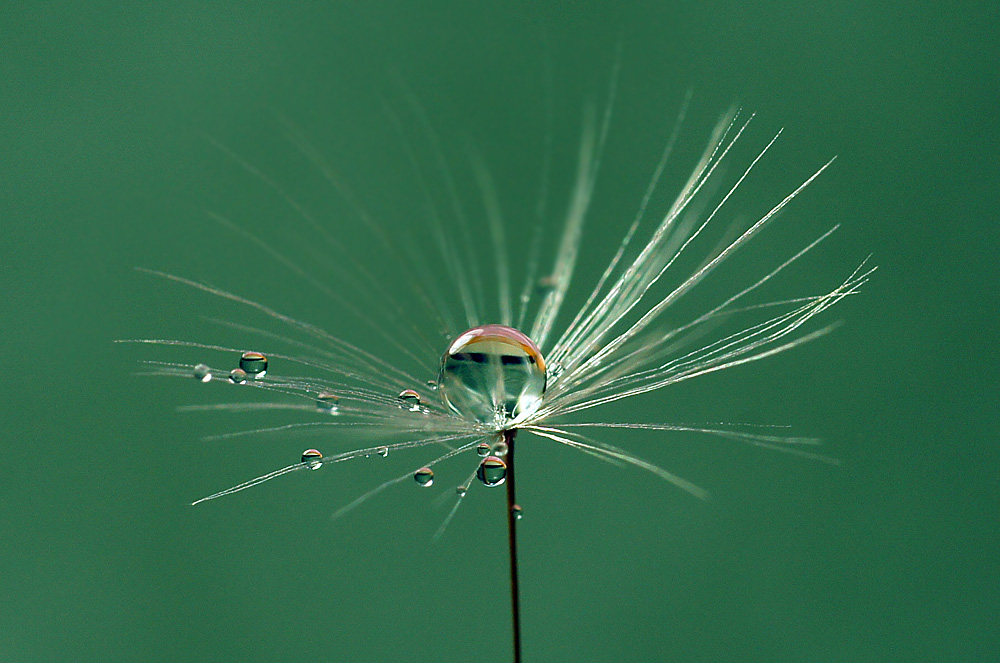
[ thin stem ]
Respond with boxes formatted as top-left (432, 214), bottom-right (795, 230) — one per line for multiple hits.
top-left (504, 428), bottom-right (522, 663)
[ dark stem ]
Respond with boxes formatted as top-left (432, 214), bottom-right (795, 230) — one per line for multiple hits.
top-left (504, 428), bottom-right (522, 663)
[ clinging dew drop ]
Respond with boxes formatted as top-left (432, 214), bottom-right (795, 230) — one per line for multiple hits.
top-left (477, 455), bottom-right (508, 487)
top-left (301, 449), bottom-right (323, 470)
top-left (239, 351), bottom-right (268, 378)
top-left (414, 467), bottom-right (434, 487)
top-left (398, 389), bottom-right (421, 411)
top-left (193, 364), bottom-right (212, 383)
top-left (315, 391), bottom-right (339, 414)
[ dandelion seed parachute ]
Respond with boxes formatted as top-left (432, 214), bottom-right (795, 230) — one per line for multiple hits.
top-left (121, 102), bottom-right (873, 516)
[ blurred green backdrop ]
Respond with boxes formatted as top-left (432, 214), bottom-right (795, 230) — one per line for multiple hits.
top-left (3, 1), bottom-right (996, 661)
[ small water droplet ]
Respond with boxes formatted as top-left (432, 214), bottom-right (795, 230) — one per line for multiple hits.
top-left (301, 448), bottom-right (323, 470)
top-left (398, 389), bottom-right (421, 411)
top-left (537, 274), bottom-right (558, 293)
top-left (512, 504), bottom-right (523, 520)
top-left (193, 364), bottom-right (212, 382)
top-left (377, 446), bottom-right (389, 458)
top-left (239, 351), bottom-right (268, 378)
top-left (477, 456), bottom-right (507, 487)
top-left (414, 467), bottom-right (434, 487)
top-left (492, 441), bottom-right (509, 457)
top-left (316, 391), bottom-right (340, 414)
top-left (228, 368), bottom-right (247, 384)
top-left (476, 442), bottom-right (491, 457)
top-left (456, 485), bottom-right (467, 497)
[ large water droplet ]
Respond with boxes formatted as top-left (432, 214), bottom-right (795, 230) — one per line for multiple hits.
top-left (414, 467), bottom-right (434, 487)
top-left (239, 351), bottom-right (268, 378)
top-left (437, 325), bottom-right (546, 424)
top-left (477, 455), bottom-right (507, 487)
top-left (228, 368), bottom-right (247, 384)
top-left (316, 391), bottom-right (340, 414)
top-left (301, 448), bottom-right (323, 470)
top-left (398, 389), bottom-right (421, 411)
top-left (193, 364), bottom-right (212, 382)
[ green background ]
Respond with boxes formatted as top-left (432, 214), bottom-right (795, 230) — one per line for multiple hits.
top-left (3, 1), bottom-right (996, 661)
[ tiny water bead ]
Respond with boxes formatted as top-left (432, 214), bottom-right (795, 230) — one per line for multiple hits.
top-left (301, 449), bottom-right (323, 470)
top-left (492, 441), bottom-right (509, 457)
top-left (228, 368), bottom-right (247, 384)
top-left (376, 446), bottom-right (389, 458)
top-left (398, 389), bottom-right (421, 411)
top-left (512, 504), bottom-right (523, 520)
top-left (476, 442), bottom-right (491, 457)
top-left (438, 325), bottom-right (546, 424)
top-left (477, 455), bottom-right (508, 487)
top-left (414, 467), bottom-right (434, 487)
top-left (238, 351), bottom-right (268, 378)
top-left (456, 485), bottom-right (468, 497)
top-left (536, 274), bottom-right (558, 294)
top-left (315, 391), bottom-right (340, 414)
top-left (193, 364), bottom-right (212, 382)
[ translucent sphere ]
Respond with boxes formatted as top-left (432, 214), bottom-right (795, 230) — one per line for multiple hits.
top-left (477, 455), bottom-right (508, 487)
top-left (301, 448), bottom-right (323, 470)
top-left (239, 351), bottom-right (268, 378)
top-left (437, 325), bottom-right (546, 424)
top-left (414, 467), bottom-right (434, 487)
